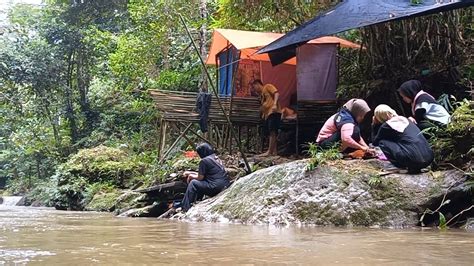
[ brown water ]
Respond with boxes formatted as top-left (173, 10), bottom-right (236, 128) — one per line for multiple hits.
top-left (1, 206), bottom-right (473, 265)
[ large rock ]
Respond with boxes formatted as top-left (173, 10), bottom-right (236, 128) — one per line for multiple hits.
top-left (183, 159), bottom-right (470, 227)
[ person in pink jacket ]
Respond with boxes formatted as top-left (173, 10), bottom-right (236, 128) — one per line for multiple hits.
top-left (316, 99), bottom-right (371, 153)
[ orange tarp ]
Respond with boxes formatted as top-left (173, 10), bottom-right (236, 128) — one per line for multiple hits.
top-left (206, 28), bottom-right (360, 66)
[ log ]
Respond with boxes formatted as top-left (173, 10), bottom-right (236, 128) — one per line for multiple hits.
top-left (135, 181), bottom-right (188, 194)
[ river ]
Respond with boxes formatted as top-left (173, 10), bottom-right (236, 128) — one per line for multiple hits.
top-left (1, 205), bottom-right (473, 265)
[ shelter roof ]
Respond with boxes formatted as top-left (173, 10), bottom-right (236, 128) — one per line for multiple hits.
top-left (258, 0), bottom-right (474, 65)
top-left (206, 28), bottom-right (360, 65)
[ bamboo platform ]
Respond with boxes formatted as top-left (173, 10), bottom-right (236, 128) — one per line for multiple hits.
top-left (149, 89), bottom-right (338, 158)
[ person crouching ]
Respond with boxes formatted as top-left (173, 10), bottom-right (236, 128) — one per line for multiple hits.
top-left (316, 99), bottom-right (372, 153)
top-left (181, 143), bottom-right (230, 212)
top-left (372, 104), bottom-right (434, 174)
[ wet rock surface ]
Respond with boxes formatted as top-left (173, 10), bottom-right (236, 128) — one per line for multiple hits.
top-left (182, 159), bottom-right (471, 227)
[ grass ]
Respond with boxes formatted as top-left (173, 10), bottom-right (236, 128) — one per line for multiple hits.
top-left (306, 142), bottom-right (341, 171)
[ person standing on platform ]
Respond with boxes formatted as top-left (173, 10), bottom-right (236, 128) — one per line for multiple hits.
top-left (251, 79), bottom-right (281, 156)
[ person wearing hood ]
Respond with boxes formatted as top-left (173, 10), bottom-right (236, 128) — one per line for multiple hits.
top-left (372, 104), bottom-right (434, 173)
top-left (181, 143), bottom-right (230, 212)
top-left (316, 99), bottom-right (372, 153)
top-left (398, 80), bottom-right (451, 131)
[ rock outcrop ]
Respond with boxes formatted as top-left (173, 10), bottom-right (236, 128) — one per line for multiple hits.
top-left (183, 159), bottom-right (471, 227)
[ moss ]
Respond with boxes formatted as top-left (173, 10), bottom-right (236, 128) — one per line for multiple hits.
top-left (292, 202), bottom-right (349, 226)
top-left (430, 101), bottom-right (473, 168)
top-left (292, 202), bottom-right (321, 223)
top-left (428, 184), bottom-right (443, 197)
top-left (350, 206), bottom-right (390, 226)
top-left (85, 190), bottom-right (121, 211)
top-left (369, 178), bottom-right (401, 200)
top-left (114, 191), bottom-right (144, 212)
top-left (61, 145), bottom-right (145, 186)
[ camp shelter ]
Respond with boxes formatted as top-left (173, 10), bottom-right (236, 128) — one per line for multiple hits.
top-left (207, 28), bottom-right (359, 104)
top-left (206, 28), bottom-right (360, 152)
top-left (149, 29), bottom-right (360, 159)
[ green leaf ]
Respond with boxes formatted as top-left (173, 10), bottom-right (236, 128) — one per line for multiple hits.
top-left (438, 212), bottom-right (447, 229)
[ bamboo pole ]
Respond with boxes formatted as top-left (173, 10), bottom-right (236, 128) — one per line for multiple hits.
top-left (178, 13), bottom-right (251, 174)
top-left (159, 123), bottom-right (193, 164)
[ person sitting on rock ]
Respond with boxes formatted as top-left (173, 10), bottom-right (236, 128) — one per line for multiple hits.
top-left (316, 99), bottom-right (372, 153)
top-left (181, 143), bottom-right (230, 212)
top-left (372, 104), bottom-right (434, 174)
top-left (398, 80), bottom-right (451, 132)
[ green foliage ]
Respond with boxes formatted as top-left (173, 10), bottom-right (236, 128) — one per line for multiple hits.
top-left (428, 100), bottom-right (473, 169)
top-left (438, 212), bottom-right (447, 229)
top-left (368, 175), bottom-right (382, 187)
top-left (50, 173), bottom-right (88, 210)
top-left (24, 178), bottom-right (57, 207)
top-left (306, 143), bottom-right (341, 171)
top-left (1, 0), bottom-right (470, 217)
top-left (214, 0), bottom-right (334, 32)
top-left (61, 146), bottom-right (145, 186)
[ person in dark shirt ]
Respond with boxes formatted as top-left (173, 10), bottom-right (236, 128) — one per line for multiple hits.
top-left (372, 104), bottom-right (434, 174)
top-left (181, 143), bottom-right (230, 212)
top-left (398, 80), bottom-right (450, 131)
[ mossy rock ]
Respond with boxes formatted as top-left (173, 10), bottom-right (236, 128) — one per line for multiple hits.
top-left (114, 191), bottom-right (145, 214)
top-left (59, 145), bottom-right (145, 187)
top-left (85, 190), bottom-right (121, 212)
top-left (184, 159), bottom-right (469, 227)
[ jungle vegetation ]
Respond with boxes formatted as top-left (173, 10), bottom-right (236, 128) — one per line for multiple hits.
top-left (0, 1), bottom-right (472, 209)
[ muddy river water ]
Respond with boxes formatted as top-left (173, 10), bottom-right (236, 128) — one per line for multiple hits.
top-left (1, 205), bottom-right (473, 265)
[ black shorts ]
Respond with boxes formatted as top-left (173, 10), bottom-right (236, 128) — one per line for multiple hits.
top-left (265, 113), bottom-right (281, 135)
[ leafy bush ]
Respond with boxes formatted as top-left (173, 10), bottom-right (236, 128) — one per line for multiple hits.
top-left (50, 145), bottom-right (147, 210)
top-left (62, 145), bottom-right (145, 187)
top-left (428, 100), bottom-right (473, 170)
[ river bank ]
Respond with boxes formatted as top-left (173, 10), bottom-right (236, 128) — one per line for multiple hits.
top-left (1, 205), bottom-right (473, 264)
top-left (6, 155), bottom-right (472, 229)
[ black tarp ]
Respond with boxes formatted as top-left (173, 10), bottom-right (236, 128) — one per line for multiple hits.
top-left (258, 0), bottom-right (474, 65)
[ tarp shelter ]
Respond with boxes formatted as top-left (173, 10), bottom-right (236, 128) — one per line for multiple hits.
top-left (206, 29), bottom-right (360, 105)
top-left (258, 0), bottom-right (474, 65)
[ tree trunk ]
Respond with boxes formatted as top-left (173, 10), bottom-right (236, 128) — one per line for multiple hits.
top-left (199, 0), bottom-right (208, 92)
top-left (76, 49), bottom-right (93, 133)
top-left (66, 50), bottom-right (78, 143)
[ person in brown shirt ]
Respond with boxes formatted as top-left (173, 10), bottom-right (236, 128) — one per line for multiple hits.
top-left (251, 79), bottom-right (281, 156)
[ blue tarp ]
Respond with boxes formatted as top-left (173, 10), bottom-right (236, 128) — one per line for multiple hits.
top-left (218, 46), bottom-right (239, 96)
top-left (258, 0), bottom-right (474, 65)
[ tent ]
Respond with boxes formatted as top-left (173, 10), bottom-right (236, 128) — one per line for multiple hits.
top-left (206, 29), bottom-right (360, 105)
top-left (258, 0), bottom-right (474, 65)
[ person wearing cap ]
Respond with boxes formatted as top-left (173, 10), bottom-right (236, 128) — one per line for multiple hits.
top-left (316, 99), bottom-right (372, 153)
top-left (181, 143), bottom-right (230, 212)
top-left (398, 80), bottom-right (450, 131)
top-left (372, 104), bottom-right (434, 173)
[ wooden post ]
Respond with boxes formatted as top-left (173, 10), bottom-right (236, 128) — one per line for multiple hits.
top-left (160, 120), bottom-right (168, 160)
top-left (157, 118), bottom-right (164, 159)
